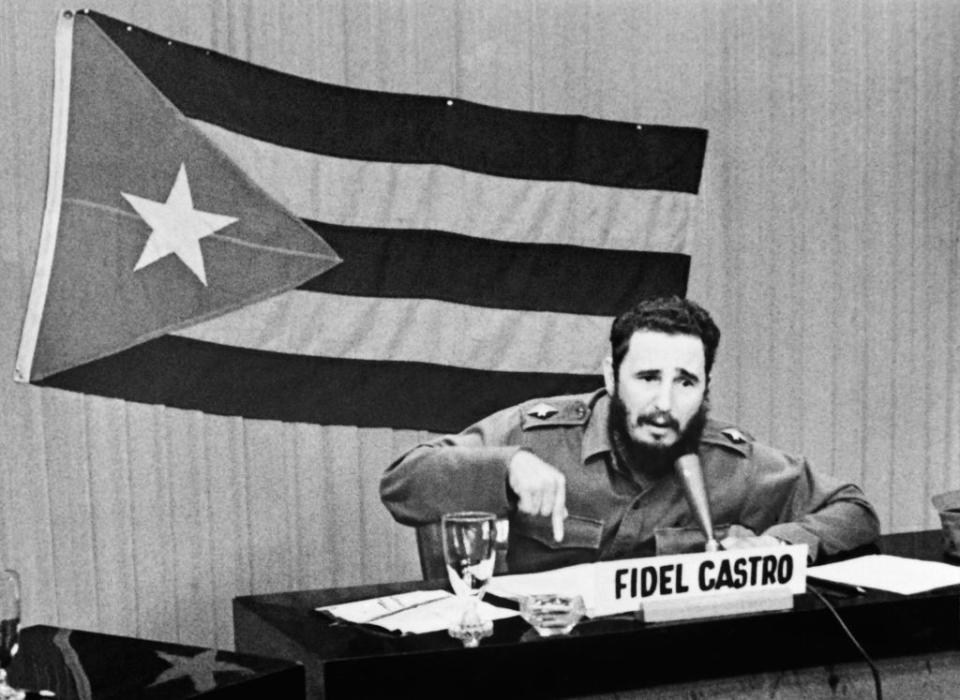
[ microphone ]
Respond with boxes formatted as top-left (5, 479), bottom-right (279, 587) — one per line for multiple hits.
top-left (674, 453), bottom-right (720, 552)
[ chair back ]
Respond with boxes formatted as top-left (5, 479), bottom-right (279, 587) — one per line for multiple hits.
top-left (415, 522), bottom-right (446, 580)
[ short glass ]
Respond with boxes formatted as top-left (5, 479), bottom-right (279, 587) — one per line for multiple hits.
top-left (932, 491), bottom-right (960, 559)
top-left (519, 593), bottom-right (585, 637)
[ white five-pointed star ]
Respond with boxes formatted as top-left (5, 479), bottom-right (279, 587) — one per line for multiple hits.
top-left (121, 163), bottom-right (238, 285)
top-left (149, 649), bottom-right (254, 692)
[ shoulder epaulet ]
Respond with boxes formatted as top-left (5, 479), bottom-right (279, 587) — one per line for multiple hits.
top-left (700, 421), bottom-right (755, 456)
top-left (720, 427), bottom-right (752, 444)
top-left (520, 398), bottom-right (590, 430)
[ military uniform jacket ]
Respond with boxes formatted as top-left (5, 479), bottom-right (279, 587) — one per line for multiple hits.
top-left (380, 389), bottom-right (880, 574)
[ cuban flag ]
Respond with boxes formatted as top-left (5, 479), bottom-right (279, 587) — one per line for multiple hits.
top-left (16, 10), bottom-right (707, 433)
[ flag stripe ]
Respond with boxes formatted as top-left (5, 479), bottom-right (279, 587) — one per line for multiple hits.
top-left (173, 291), bottom-right (612, 374)
top-left (197, 122), bottom-right (697, 254)
top-left (302, 222), bottom-right (689, 314)
top-left (87, 11), bottom-right (707, 192)
top-left (39, 336), bottom-right (604, 432)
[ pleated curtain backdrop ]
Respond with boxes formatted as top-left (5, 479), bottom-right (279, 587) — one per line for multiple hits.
top-left (1, 0), bottom-right (958, 650)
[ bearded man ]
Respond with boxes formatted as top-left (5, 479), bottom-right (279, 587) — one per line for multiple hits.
top-left (380, 296), bottom-right (880, 573)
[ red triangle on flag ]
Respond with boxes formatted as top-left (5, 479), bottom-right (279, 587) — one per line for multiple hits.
top-left (16, 11), bottom-right (341, 382)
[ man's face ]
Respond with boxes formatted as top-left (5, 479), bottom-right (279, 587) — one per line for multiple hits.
top-left (603, 330), bottom-right (707, 449)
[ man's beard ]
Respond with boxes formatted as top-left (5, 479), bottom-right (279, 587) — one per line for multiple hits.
top-left (608, 391), bottom-right (709, 480)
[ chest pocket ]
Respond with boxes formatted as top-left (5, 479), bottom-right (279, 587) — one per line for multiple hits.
top-left (513, 512), bottom-right (604, 550)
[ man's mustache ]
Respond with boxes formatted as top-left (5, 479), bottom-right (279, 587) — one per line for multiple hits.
top-left (637, 410), bottom-right (679, 431)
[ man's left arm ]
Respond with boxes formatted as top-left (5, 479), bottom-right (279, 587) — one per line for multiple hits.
top-left (740, 447), bottom-right (881, 562)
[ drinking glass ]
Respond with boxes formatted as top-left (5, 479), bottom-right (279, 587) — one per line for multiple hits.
top-left (0, 570), bottom-right (24, 700)
top-left (441, 511), bottom-right (497, 647)
top-left (520, 593), bottom-right (585, 637)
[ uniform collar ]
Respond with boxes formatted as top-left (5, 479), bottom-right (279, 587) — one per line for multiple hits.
top-left (580, 391), bottom-right (751, 462)
top-left (581, 389), bottom-right (613, 462)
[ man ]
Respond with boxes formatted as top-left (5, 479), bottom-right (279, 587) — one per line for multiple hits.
top-left (380, 296), bottom-right (879, 573)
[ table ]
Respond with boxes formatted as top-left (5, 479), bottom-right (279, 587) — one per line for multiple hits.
top-left (7, 625), bottom-right (304, 699)
top-left (233, 530), bottom-right (960, 699)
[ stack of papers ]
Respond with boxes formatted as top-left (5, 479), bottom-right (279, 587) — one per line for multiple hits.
top-left (317, 590), bottom-right (517, 634)
top-left (808, 554), bottom-right (960, 595)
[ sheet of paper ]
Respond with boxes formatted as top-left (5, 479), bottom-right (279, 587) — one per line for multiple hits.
top-left (486, 563), bottom-right (595, 608)
top-left (316, 589), bottom-right (518, 634)
top-left (808, 554), bottom-right (960, 595)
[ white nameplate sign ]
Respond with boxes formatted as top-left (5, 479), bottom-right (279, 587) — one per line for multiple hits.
top-left (590, 544), bottom-right (808, 617)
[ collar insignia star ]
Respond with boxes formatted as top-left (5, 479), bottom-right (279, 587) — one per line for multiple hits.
top-left (527, 402), bottom-right (559, 419)
top-left (122, 163), bottom-right (238, 286)
top-left (149, 649), bottom-right (254, 693)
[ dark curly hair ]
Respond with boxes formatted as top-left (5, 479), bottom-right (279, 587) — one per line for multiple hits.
top-left (609, 296), bottom-right (720, 378)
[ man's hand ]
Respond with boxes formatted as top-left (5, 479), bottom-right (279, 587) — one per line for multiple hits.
top-left (507, 451), bottom-right (567, 542)
top-left (720, 524), bottom-right (783, 551)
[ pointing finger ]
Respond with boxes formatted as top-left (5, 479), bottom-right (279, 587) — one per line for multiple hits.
top-left (551, 480), bottom-right (566, 542)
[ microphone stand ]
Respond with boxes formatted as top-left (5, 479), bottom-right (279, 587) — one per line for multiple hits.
top-left (674, 453), bottom-right (721, 552)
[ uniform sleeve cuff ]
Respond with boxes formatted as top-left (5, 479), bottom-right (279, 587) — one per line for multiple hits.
top-left (762, 523), bottom-right (820, 562)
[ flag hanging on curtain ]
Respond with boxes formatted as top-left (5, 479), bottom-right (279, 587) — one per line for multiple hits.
top-left (16, 9), bottom-right (708, 433)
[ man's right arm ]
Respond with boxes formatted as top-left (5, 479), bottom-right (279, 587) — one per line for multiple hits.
top-left (380, 406), bottom-right (525, 526)
top-left (380, 407), bottom-right (568, 541)
top-left (380, 433), bottom-right (523, 525)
